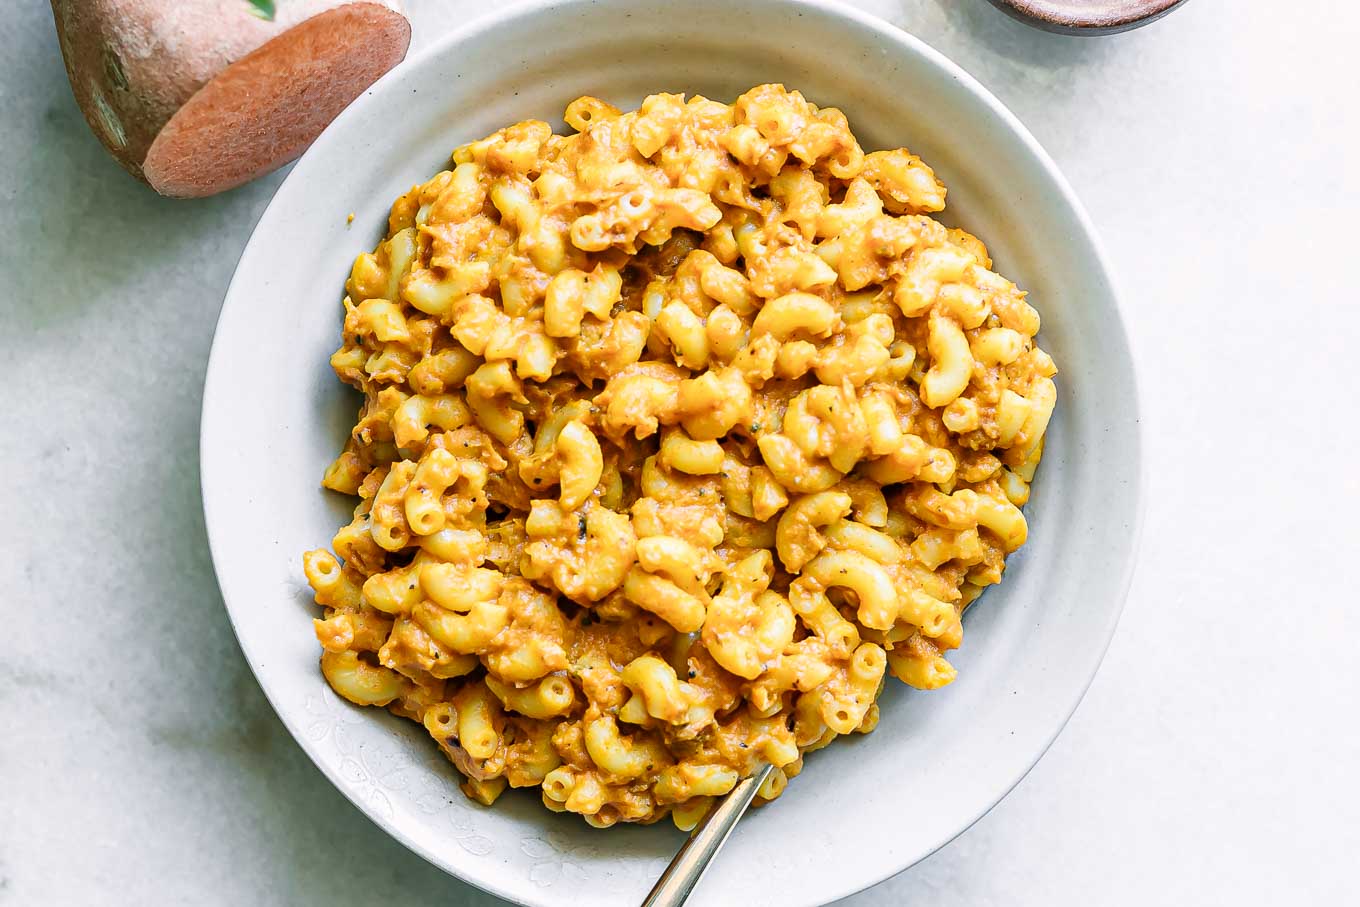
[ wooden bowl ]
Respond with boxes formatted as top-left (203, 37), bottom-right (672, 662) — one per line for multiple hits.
top-left (986, 0), bottom-right (1191, 34)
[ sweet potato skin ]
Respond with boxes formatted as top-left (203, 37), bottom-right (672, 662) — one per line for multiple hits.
top-left (50, 0), bottom-right (409, 196)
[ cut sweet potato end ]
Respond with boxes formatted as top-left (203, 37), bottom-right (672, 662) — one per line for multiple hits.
top-left (142, 3), bottom-right (410, 198)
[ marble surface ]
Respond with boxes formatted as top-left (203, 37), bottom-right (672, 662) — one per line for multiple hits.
top-left (4, 0), bottom-right (1356, 904)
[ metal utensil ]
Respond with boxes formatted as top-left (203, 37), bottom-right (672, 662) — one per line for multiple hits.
top-left (641, 762), bottom-right (776, 907)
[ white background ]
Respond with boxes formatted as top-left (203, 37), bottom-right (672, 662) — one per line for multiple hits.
top-left (3, 0), bottom-right (1357, 903)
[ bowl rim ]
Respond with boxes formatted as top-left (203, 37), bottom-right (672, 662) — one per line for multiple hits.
top-left (201, 0), bottom-right (1146, 903)
top-left (986, 0), bottom-right (1192, 35)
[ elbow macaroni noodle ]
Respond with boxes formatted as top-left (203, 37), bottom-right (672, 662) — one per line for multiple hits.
top-left (303, 85), bottom-right (1057, 829)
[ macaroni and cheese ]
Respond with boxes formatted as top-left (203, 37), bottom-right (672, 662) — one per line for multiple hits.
top-left (303, 85), bottom-right (1057, 829)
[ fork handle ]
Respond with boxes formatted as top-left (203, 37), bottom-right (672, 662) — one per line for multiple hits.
top-left (641, 763), bottom-right (776, 907)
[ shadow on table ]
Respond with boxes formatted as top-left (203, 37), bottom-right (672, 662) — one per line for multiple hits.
top-left (877, 0), bottom-right (1148, 126)
top-left (930, 0), bottom-right (1115, 67)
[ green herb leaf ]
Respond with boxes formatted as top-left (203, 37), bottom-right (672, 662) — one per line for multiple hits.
top-left (246, 0), bottom-right (276, 21)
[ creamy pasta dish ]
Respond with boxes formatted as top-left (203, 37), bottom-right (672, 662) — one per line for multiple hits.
top-left (303, 85), bottom-right (1057, 829)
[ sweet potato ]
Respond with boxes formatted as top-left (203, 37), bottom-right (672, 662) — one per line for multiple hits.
top-left (51, 0), bottom-right (411, 197)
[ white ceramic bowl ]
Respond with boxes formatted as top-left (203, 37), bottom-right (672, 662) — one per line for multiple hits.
top-left (201, 1), bottom-right (1143, 904)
